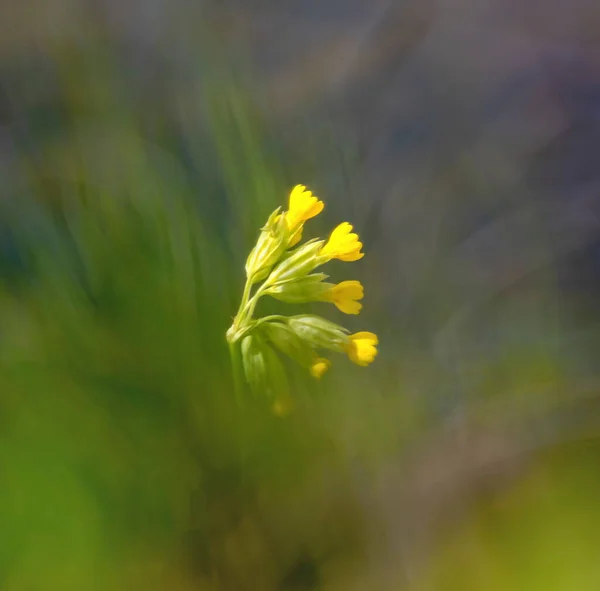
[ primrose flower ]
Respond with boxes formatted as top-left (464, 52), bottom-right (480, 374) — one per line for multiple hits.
top-left (310, 357), bottom-right (331, 379)
top-left (346, 332), bottom-right (378, 366)
top-left (322, 280), bottom-right (363, 314)
top-left (320, 222), bottom-right (364, 262)
top-left (286, 184), bottom-right (323, 228)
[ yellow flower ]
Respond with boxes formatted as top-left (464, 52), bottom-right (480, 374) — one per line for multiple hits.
top-left (285, 184), bottom-right (324, 230)
top-left (320, 222), bottom-right (364, 262)
top-left (346, 332), bottom-right (378, 366)
top-left (310, 357), bottom-right (331, 379)
top-left (323, 280), bottom-right (363, 314)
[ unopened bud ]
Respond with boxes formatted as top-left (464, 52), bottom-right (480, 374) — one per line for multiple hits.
top-left (241, 334), bottom-right (267, 392)
top-left (264, 239), bottom-right (324, 285)
top-left (260, 321), bottom-right (315, 367)
top-left (266, 273), bottom-right (331, 304)
top-left (287, 314), bottom-right (349, 352)
top-left (241, 333), bottom-right (289, 398)
top-left (245, 208), bottom-right (288, 283)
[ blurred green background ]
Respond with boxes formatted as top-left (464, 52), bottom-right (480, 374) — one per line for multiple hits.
top-left (1, 3), bottom-right (600, 590)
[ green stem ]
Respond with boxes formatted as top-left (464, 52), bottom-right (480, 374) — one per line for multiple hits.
top-left (235, 277), bottom-right (253, 322)
top-left (230, 274), bottom-right (263, 338)
top-left (228, 340), bottom-right (244, 406)
top-left (229, 339), bottom-right (248, 500)
top-left (241, 283), bottom-right (267, 323)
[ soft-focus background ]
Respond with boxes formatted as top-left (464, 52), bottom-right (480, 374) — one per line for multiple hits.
top-left (1, 1), bottom-right (600, 589)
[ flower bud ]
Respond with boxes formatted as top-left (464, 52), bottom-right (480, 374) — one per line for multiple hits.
top-left (287, 314), bottom-right (349, 352)
top-left (264, 239), bottom-right (324, 285)
top-left (266, 273), bottom-right (331, 304)
top-left (245, 208), bottom-right (289, 283)
top-left (241, 333), bottom-right (289, 398)
top-left (260, 321), bottom-right (315, 368)
top-left (241, 334), bottom-right (267, 393)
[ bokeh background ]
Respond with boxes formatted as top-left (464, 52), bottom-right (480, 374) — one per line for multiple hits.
top-left (1, 1), bottom-right (600, 589)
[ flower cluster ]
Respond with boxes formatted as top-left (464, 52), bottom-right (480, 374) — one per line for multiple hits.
top-left (226, 185), bottom-right (378, 398)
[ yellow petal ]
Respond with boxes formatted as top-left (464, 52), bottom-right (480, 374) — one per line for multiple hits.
top-left (331, 280), bottom-right (364, 301)
top-left (337, 248), bottom-right (364, 262)
top-left (327, 222), bottom-right (353, 244)
top-left (288, 184), bottom-right (307, 210)
top-left (334, 299), bottom-right (362, 314)
top-left (353, 331), bottom-right (378, 343)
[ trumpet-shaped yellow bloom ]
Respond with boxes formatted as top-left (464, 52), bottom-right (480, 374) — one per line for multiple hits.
top-left (274, 185), bottom-right (324, 247)
top-left (310, 357), bottom-right (331, 379)
top-left (285, 185), bottom-right (324, 230)
top-left (323, 280), bottom-right (364, 314)
top-left (320, 222), bottom-right (364, 262)
top-left (346, 332), bottom-right (378, 366)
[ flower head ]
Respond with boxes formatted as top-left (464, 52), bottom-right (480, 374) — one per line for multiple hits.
top-left (310, 357), bottom-right (331, 379)
top-left (323, 280), bottom-right (363, 314)
top-left (320, 222), bottom-right (364, 262)
top-left (346, 332), bottom-right (378, 366)
top-left (229, 184), bottom-right (377, 405)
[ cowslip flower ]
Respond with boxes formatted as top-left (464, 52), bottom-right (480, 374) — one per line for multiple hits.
top-left (266, 276), bottom-right (364, 315)
top-left (346, 332), bottom-right (378, 366)
top-left (284, 185), bottom-right (324, 245)
top-left (320, 222), bottom-right (364, 262)
top-left (321, 280), bottom-right (363, 314)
